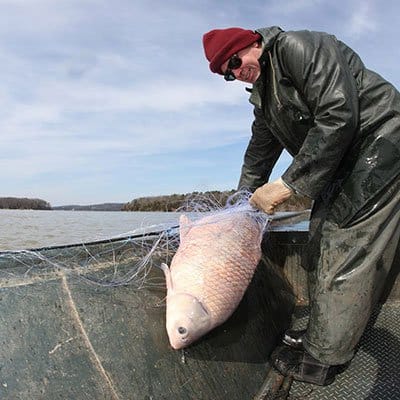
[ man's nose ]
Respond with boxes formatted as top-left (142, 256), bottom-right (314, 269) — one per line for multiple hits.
top-left (232, 67), bottom-right (241, 79)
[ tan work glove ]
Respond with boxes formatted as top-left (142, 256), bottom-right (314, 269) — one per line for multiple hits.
top-left (250, 178), bottom-right (293, 214)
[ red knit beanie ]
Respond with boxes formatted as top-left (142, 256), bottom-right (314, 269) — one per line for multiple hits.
top-left (202, 27), bottom-right (261, 75)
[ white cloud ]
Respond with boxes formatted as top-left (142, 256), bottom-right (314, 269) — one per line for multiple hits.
top-left (346, 1), bottom-right (378, 38)
top-left (31, 77), bottom-right (244, 113)
top-left (0, 0), bottom-right (398, 204)
top-left (266, 0), bottom-right (326, 15)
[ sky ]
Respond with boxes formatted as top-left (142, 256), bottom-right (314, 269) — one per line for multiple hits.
top-left (0, 0), bottom-right (399, 206)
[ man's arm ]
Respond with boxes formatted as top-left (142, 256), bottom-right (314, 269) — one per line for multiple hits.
top-left (238, 106), bottom-right (283, 192)
top-left (278, 31), bottom-right (359, 199)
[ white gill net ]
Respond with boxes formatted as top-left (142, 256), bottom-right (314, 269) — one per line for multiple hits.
top-left (0, 191), bottom-right (271, 290)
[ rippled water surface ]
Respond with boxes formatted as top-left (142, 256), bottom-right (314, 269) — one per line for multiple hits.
top-left (0, 210), bottom-right (181, 251)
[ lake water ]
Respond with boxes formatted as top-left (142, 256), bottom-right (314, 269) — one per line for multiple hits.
top-left (0, 209), bottom-right (181, 251)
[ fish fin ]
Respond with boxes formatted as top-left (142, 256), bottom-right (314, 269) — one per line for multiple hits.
top-left (160, 262), bottom-right (173, 291)
top-left (179, 214), bottom-right (191, 243)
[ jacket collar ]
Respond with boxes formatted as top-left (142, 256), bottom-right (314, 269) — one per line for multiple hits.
top-left (255, 26), bottom-right (284, 50)
top-left (248, 26), bottom-right (284, 108)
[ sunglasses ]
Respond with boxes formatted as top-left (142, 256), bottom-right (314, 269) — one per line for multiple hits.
top-left (224, 54), bottom-right (242, 81)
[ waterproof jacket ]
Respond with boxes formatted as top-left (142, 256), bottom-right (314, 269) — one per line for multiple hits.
top-left (239, 26), bottom-right (400, 227)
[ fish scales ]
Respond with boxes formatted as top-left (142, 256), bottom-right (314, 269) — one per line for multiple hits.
top-left (162, 210), bottom-right (266, 349)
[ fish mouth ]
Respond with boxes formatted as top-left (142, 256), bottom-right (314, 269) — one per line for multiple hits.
top-left (171, 338), bottom-right (188, 350)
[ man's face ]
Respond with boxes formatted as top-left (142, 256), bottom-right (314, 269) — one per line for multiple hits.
top-left (221, 43), bottom-right (262, 84)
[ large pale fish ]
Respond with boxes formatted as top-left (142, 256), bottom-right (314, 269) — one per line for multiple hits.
top-left (161, 208), bottom-right (268, 349)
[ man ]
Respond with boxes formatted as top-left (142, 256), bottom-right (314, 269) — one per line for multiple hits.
top-left (202, 26), bottom-right (400, 386)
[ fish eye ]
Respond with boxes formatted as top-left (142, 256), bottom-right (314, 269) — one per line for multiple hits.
top-left (178, 326), bottom-right (187, 335)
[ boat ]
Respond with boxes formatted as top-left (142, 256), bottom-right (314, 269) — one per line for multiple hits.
top-left (0, 211), bottom-right (398, 399)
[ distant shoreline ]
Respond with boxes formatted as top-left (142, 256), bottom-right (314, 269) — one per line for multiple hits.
top-left (52, 203), bottom-right (125, 211)
top-left (1, 191), bottom-right (312, 212)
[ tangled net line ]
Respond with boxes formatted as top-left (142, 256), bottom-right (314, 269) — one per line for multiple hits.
top-left (0, 191), bottom-right (270, 290)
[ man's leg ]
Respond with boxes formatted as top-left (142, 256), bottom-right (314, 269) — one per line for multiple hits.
top-left (273, 182), bottom-right (400, 384)
top-left (304, 189), bottom-right (400, 365)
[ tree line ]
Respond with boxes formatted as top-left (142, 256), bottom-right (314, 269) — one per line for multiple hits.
top-left (0, 191), bottom-right (312, 212)
top-left (122, 190), bottom-right (312, 212)
top-left (122, 190), bottom-right (238, 211)
top-left (0, 197), bottom-right (51, 210)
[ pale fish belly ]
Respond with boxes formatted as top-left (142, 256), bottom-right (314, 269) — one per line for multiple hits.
top-left (170, 212), bottom-right (263, 327)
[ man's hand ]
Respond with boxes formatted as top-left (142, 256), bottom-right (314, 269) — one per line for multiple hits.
top-left (250, 178), bottom-right (293, 214)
